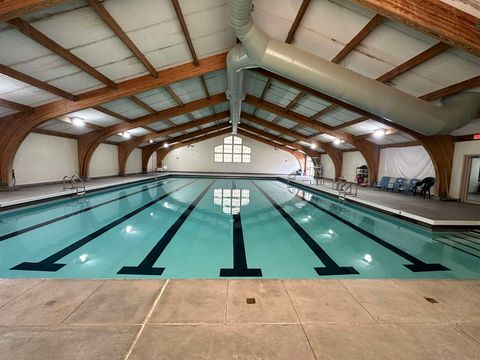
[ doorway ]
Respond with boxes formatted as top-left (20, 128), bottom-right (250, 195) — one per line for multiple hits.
top-left (461, 155), bottom-right (480, 205)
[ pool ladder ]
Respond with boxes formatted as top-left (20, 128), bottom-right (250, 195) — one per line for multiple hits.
top-left (338, 182), bottom-right (358, 204)
top-left (63, 175), bottom-right (86, 197)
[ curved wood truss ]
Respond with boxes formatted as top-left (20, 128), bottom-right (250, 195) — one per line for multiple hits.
top-left (0, 0), bottom-right (478, 199)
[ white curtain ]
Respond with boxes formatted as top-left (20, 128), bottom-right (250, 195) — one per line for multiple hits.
top-left (379, 146), bottom-right (435, 180)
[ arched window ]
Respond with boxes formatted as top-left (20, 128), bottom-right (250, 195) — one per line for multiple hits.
top-left (214, 135), bottom-right (251, 163)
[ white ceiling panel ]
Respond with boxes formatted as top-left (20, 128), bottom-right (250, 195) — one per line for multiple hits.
top-left (66, 108), bottom-right (122, 127)
top-left (128, 127), bottom-right (151, 136)
top-left (0, 74), bottom-right (59, 106)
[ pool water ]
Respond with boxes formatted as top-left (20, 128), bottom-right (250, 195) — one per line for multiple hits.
top-left (0, 176), bottom-right (479, 279)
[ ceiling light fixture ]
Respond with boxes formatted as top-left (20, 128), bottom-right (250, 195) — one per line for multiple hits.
top-left (163, 143), bottom-right (169, 148)
top-left (373, 129), bottom-right (385, 138)
top-left (333, 138), bottom-right (341, 145)
top-left (72, 118), bottom-right (85, 127)
top-left (310, 143), bottom-right (317, 149)
top-left (149, 139), bottom-right (154, 144)
top-left (122, 132), bottom-right (131, 139)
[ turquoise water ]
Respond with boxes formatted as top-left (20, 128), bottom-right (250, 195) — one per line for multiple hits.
top-left (0, 176), bottom-right (479, 279)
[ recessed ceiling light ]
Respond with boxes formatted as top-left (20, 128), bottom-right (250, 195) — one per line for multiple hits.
top-left (311, 143), bottom-right (317, 149)
top-left (149, 139), bottom-right (154, 144)
top-left (163, 143), bottom-right (169, 148)
top-left (122, 132), bottom-right (131, 139)
top-left (333, 138), bottom-right (341, 145)
top-left (373, 129), bottom-right (385, 138)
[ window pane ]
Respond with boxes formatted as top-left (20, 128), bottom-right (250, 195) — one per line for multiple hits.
top-left (233, 144), bottom-right (242, 153)
top-left (241, 189), bottom-right (249, 197)
top-left (232, 189), bottom-right (241, 197)
top-left (223, 189), bottom-right (231, 197)
top-left (224, 136), bottom-right (233, 144)
top-left (224, 153), bottom-right (232, 162)
top-left (233, 154), bottom-right (242, 162)
top-left (243, 146), bottom-right (251, 154)
top-left (214, 145), bottom-right (223, 153)
top-left (233, 136), bottom-right (242, 144)
top-left (242, 154), bottom-right (251, 163)
top-left (214, 153), bottom-right (223, 162)
top-left (224, 144), bottom-right (232, 153)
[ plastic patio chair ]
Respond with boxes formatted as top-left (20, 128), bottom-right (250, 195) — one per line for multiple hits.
top-left (398, 178), bottom-right (420, 194)
top-left (413, 177), bottom-right (435, 198)
top-left (387, 177), bottom-right (406, 192)
top-left (373, 176), bottom-right (391, 190)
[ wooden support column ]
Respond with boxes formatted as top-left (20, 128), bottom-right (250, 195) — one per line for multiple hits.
top-left (293, 151), bottom-right (306, 174)
top-left (118, 141), bottom-right (138, 176)
top-left (413, 134), bottom-right (454, 198)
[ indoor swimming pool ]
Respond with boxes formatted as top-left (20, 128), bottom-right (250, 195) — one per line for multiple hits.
top-left (0, 176), bottom-right (479, 279)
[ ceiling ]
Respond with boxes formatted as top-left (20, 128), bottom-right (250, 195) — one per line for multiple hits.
top-left (0, 0), bottom-right (479, 154)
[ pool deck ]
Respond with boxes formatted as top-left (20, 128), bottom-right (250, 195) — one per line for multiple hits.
top-left (1, 172), bottom-right (479, 228)
top-left (283, 177), bottom-right (480, 228)
top-left (0, 278), bottom-right (478, 359)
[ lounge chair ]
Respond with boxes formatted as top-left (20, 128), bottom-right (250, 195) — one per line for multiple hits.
top-left (387, 177), bottom-right (406, 192)
top-left (398, 178), bottom-right (420, 194)
top-left (413, 177), bottom-right (435, 198)
top-left (373, 176), bottom-right (391, 190)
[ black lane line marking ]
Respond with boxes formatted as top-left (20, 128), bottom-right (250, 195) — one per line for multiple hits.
top-left (0, 179), bottom-right (177, 243)
top-left (10, 180), bottom-right (197, 272)
top-left (118, 180), bottom-right (215, 276)
top-left (431, 238), bottom-right (480, 260)
top-left (272, 182), bottom-right (450, 272)
top-left (252, 181), bottom-right (358, 276)
top-left (220, 180), bottom-right (262, 277)
top-left (438, 236), bottom-right (480, 253)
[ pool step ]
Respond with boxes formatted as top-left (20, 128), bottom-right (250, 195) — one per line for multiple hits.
top-left (432, 231), bottom-right (480, 259)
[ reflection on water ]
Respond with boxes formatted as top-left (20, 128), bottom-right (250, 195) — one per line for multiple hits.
top-left (213, 188), bottom-right (250, 215)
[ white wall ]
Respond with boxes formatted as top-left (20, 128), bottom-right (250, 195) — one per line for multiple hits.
top-left (320, 154), bottom-right (335, 179)
top-left (164, 134), bottom-right (300, 174)
top-left (147, 151), bottom-right (157, 172)
top-left (13, 133), bottom-right (79, 185)
top-left (89, 143), bottom-right (119, 177)
top-left (450, 140), bottom-right (480, 199)
top-left (341, 151), bottom-right (367, 182)
top-left (125, 148), bottom-right (142, 174)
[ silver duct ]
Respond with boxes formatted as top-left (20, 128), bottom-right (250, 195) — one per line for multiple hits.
top-left (226, 0), bottom-right (480, 136)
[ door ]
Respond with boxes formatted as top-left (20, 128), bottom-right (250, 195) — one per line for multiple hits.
top-left (462, 155), bottom-right (480, 205)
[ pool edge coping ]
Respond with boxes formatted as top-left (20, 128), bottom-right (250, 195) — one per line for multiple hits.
top-left (1, 172), bottom-right (479, 230)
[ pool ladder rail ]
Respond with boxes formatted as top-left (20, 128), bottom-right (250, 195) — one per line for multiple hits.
top-left (63, 175), bottom-right (86, 197)
top-left (338, 181), bottom-right (358, 204)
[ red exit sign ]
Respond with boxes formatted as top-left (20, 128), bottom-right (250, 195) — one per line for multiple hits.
top-left (474, 134), bottom-right (480, 140)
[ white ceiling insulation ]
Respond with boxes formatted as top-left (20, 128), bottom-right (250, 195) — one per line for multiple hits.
top-left (0, 0), bottom-right (477, 152)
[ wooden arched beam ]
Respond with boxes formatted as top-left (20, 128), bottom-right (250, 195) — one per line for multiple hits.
top-left (78, 96), bottom-right (225, 177)
top-left (240, 111), bottom-right (343, 178)
top-left (117, 116), bottom-right (230, 175)
top-left (245, 96), bottom-right (379, 182)
top-left (0, 54), bottom-right (226, 187)
top-left (144, 128), bottom-right (233, 171)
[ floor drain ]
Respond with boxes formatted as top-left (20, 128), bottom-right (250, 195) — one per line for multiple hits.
top-left (424, 297), bottom-right (438, 304)
top-left (246, 297), bottom-right (256, 304)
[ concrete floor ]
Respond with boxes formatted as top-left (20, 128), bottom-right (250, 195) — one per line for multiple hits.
top-left (0, 173), bottom-right (163, 208)
top-left (0, 278), bottom-right (478, 359)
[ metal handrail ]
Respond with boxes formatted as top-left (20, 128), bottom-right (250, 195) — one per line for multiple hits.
top-left (62, 175), bottom-right (85, 196)
top-left (338, 181), bottom-right (358, 199)
top-left (63, 175), bottom-right (72, 191)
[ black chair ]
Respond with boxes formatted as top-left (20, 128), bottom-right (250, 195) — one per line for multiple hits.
top-left (413, 177), bottom-right (435, 198)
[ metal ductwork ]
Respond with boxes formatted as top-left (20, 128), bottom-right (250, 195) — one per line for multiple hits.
top-left (226, 0), bottom-right (480, 136)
